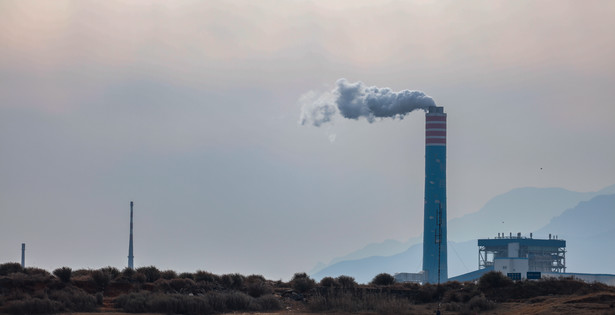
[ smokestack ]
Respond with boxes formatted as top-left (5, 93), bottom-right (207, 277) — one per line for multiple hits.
top-left (21, 243), bottom-right (25, 268)
top-left (128, 201), bottom-right (134, 269)
top-left (422, 106), bottom-right (447, 283)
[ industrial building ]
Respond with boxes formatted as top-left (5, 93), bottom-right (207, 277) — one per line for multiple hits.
top-left (473, 233), bottom-right (566, 281)
top-left (445, 233), bottom-right (615, 286)
top-left (478, 233), bottom-right (566, 276)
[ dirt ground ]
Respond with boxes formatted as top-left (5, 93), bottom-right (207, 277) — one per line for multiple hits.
top-left (52, 290), bottom-right (614, 315)
top-left (60, 291), bottom-right (615, 315)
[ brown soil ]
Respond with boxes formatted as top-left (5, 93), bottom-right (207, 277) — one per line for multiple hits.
top-left (60, 291), bottom-right (615, 315)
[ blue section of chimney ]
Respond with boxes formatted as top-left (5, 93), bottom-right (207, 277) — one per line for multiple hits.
top-left (422, 106), bottom-right (448, 283)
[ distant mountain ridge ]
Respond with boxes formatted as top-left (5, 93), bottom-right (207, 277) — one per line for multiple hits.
top-left (448, 185), bottom-right (615, 242)
top-left (310, 184), bottom-right (615, 283)
top-left (536, 193), bottom-right (615, 274)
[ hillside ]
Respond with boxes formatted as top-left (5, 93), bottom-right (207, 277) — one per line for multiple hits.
top-left (311, 185), bottom-right (615, 277)
top-left (311, 188), bottom-right (615, 282)
top-left (536, 193), bottom-right (615, 273)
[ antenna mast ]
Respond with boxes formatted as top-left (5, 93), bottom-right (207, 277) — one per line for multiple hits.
top-left (128, 201), bottom-right (134, 269)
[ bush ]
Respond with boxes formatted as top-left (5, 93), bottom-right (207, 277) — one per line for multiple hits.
top-left (466, 294), bottom-right (495, 312)
top-left (370, 273), bottom-right (395, 286)
top-left (244, 275), bottom-right (272, 298)
top-left (255, 294), bottom-right (282, 311)
top-left (99, 266), bottom-right (120, 279)
top-left (120, 267), bottom-right (135, 279)
top-left (0, 263), bottom-right (23, 276)
top-left (113, 290), bottom-right (281, 315)
top-left (290, 273), bottom-right (316, 293)
top-left (169, 278), bottom-right (196, 292)
top-left (72, 269), bottom-right (92, 278)
top-left (49, 287), bottom-right (98, 312)
top-left (95, 292), bottom-right (104, 305)
top-left (53, 267), bottom-right (72, 283)
top-left (179, 272), bottom-right (194, 280)
top-left (220, 273), bottom-right (245, 290)
top-left (479, 271), bottom-right (512, 290)
top-left (91, 270), bottom-right (110, 290)
top-left (133, 272), bottom-right (147, 283)
top-left (319, 277), bottom-right (338, 287)
top-left (23, 267), bottom-right (50, 277)
top-left (337, 275), bottom-right (357, 288)
top-left (136, 266), bottom-right (161, 282)
top-left (161, 269), bottom-right (178, 280)
top-left (194, 270), bottom-right (219, 283)
top-left (308, 292), bottom-right (414, 315)
top-left (5, 298), bottom-right (63, 315)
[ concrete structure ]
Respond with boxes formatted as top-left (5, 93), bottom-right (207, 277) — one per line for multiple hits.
top-left (494, 258), bottom-right (529, 279)
top-left (422, 106), bottom-right (448, 283)
top-left (21, 243), bottom-right (25, 268)
top-left (448, 233), bottom-right (615, 286)
top-left (394, 271), bottom-right (426, 283)
top-left (128, 201), bottom-right (134, 269)
top-left (479, 234), bottom-right (566, 273)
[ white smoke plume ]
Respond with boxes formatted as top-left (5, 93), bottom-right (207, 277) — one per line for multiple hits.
top-left (299, 79), bottom-right (436, 126)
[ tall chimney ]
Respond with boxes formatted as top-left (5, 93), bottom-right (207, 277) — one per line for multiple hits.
top-left (422, 106), bottom-right (447, 283)
top-left (21, 243), bottom-right (25, 268)
top-left (128, 201), bottom-right (134, 269)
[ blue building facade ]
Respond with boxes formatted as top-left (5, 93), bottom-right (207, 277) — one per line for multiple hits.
top-left (422, 106), bottom-right (448, 283)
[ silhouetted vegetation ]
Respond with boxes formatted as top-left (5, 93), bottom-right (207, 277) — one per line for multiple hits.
top-left (113, 291), bottom-right (281, 314)
top-left (337, 275), bottom-right (358, 288)
top-left (135, 266), bottom-right (161, 282)
top-left (2, 264), bottom-right (614, 315)
top-left (0, 263), bottom-right (23, 276)
top-left (370, 272), bottom-right (396, 286)
top-left (290, 272), bottom-right (316, 293)
top-left (53, 267), bottom-right (72, 283)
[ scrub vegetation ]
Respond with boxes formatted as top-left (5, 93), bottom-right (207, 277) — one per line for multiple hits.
top-left (1, 262), bottom-right (614, 315)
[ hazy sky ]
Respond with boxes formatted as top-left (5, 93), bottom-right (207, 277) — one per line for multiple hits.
top-left (1, 1), bottom-right (614, 280)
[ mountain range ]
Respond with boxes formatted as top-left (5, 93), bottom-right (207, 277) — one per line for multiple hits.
top-left (311, 184), bottom-right (615, 283)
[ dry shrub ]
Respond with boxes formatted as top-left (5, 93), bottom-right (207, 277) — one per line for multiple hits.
top-left (290, 272), bottom-right (316, 293)
top-left (370, 273), bottom-right (395, 286)
top-left (245, 274), bottom-right (272, 298)
top-left (135, 266), bottom-right (161, 282)
top-left (5, 298), bottom-right (63, 315)
top-left (120, 267), bottom-right (135, 279)
top-left (308, 291), bottom-right (413, 315)
top-left (23, 267), bottom-right (50, 277)
top-left (53, 267), bottom-right (72, 283)
top-left (467, 294), bottom-right (495, 311)
top-left (114, 290), bottom-right (280, 315)
top-left (319, 277), bottom-right (338, 287)
top-left (0, 263), bottom-right (23, 276)
top-left (256, 294), bottom-right (282, 311)
top-left (161, 269), bottom-right (177, 280)
top-left (91, 270), bottom-right (111, 290)
top-left (194, 270), bottom-right (219, 283)
top-left (170, 278), bottom-right (196, 292)
top-left (179, 272), bottom-right (194, 280)
top-left (99, 266), bottom-right (120, 279)
top-left (48, 286), bottom-right (97, 312)
top-left (220, 273), bottom-right (245, 290)
top-left (337, 275), bottom-right (357, 288)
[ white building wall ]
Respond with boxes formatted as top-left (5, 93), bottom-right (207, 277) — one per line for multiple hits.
top-left (494, 258), bottom-right (529, 279)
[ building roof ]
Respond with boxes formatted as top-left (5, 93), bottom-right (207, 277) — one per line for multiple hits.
top-left (478, 238), bottom-right (566, 247)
